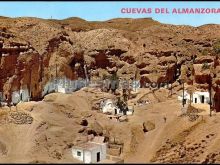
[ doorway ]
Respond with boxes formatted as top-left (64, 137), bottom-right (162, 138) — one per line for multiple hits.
top-left (97, 152), bottom-right (100, 162)
top-left (115, 108), bottom-right (117, 115)
top-left (201, 95), bottom-right (205, 103)
top-left (195, 98), bottom-right (197, 103)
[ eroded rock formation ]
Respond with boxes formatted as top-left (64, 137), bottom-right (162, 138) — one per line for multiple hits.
top-left (0, 17), bottom-right (220, 108)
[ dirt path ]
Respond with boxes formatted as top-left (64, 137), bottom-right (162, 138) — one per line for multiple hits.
top-left (125, 99), bottom-right (182, 163)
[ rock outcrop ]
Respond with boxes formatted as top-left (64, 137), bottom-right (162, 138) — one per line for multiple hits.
top-left (0, 17), bottom-right (220, 108)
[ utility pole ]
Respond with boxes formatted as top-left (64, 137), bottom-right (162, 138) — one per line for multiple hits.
top-left (182, 80), bottom-right (185, 107)
top-left (28, 64), bottom-right (32, 102)
top-left (209, 75), bottom-right (212, 117)
top-left (134, 68), bottom-right (137, 92)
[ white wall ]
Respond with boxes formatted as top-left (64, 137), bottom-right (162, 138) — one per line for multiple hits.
top-left (192, 93), bottom-right (200, 104)
top-left (84, 150), bottom-right (92, 163)
top-left (178, 91), bottom-right (210, 104)
top-left (89, 143), bottom-right (107, 163)
top-left (90, 146), bottom-right (101, 163)
top-left (12, 91), bottom-right (20, 104)
top-left (72, 143), bottom-right (107, 163)
top-left (102, 100), bottom-right (121, 115)
top-left (192, 92), bottom-right (210, 104)
top-left (43, 78), bottom-right (87, 95)
top-left (100, 143), bottom-right (107, 161)
top-left (20, 87), bottom-right (29, 102)
top-left (69, 80), bottom-right (78, 91)
top-left (48, 81), bottom-right (56, 93)
top-left (102, 101), bottom-right (114, 113)
top-left (42, 82), bottom-right (50, 97)
top-left (72, 148), bottom-right (84, 162)
top-left (57, 85), bottom-right (67, 93)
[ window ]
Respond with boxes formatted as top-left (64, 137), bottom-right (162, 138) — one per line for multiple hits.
top-left (77, 151), bottom-right (81, 156)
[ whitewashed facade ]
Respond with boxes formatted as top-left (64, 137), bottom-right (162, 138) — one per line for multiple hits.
top-left (11, 91), bottom-right (20, 104)
top-left (41, 77), bottom-right (87, 97)
top-left (0, 77), bottom-right (88, 106)
top-left (11, 86), bottom-right (30, 104)
top-left (72, 141), bottom-right (107, 163)
top-left (101, 99), bottom-right (134, 116)
top-left (19, 87), bottom-right (30, 102)
top-left (101, 99), bottom-right (122, 115)
top-left (127, 105), bottom-right (134, 115)
top-left (178, 91), bottom-right (210, 104)
top-left (192, 91), bottom-right (210, 104)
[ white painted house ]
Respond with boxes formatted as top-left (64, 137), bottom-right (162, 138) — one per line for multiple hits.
top-left (101, 99), bottom-right (121, 115)
top-left (178, 91), bottom-right (210, 104)
top-left (72, 137), bottom-right (107, 163)
top-left (100, 99), bottom-right (134, 116)
top-left (192, 91), bottom-right (210, 104)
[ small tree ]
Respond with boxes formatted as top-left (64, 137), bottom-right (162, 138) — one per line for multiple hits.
top-left (201, 48), bottom-right (210, 56)
top-left (202, 62), bottom-right (210, 70)
top-left (180, 65), bottom-right (188, 107)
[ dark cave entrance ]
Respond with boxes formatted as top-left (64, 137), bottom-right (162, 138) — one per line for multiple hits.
top-left (94, 53), bottom-right (110, 69)
top-left (69, 56), bottom-right (86, 79)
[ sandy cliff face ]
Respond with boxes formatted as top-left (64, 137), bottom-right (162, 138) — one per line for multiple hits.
top-left (0, 17), bottom-right (220, 104)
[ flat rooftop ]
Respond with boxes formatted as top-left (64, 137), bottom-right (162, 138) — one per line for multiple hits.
top-left (73, 142), bottom-right (100, 151)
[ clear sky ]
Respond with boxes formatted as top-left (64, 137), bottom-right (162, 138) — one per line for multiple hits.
top-left (0, 1), bottom-right (220, 26)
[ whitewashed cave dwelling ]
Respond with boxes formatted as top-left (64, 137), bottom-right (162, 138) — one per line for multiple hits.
top-left (72, 136), bottom-right (107, 163)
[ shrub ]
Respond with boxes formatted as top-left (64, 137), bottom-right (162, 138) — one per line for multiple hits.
top-left (202, 62), bottom-right (210, 70)
top-left (213, 39), bottom-right (220, 54)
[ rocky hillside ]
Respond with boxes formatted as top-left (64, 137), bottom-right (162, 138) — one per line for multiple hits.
top-left (0, 17), bottom-right (220, 108)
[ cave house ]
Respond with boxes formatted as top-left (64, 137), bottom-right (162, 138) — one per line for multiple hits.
top-left (72, 136), bottom-right (107, 163)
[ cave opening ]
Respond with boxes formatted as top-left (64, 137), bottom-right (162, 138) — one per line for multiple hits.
top-left (69, 58), bottom-right (77, 68)
top-left (174, 63), bottom-right (182, 81)
top-left (106, 49), bottom-right (127, 57)
top-left (69, 56), bottom-right (86, 79)
top-left (95, 53), bottom-right (110, 69)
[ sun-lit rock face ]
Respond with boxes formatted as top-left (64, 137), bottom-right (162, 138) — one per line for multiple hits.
top-left (0, 17), bottom-right (220, 104)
